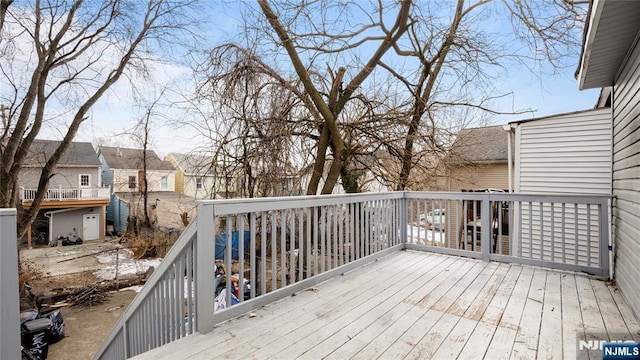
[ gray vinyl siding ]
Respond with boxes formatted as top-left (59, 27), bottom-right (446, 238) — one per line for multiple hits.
top-left (514, 108), bottom-right (612, 266)
top-left (516, 108), bottom-right (613, 195)
top-left (612, 38), bottom-right (640, 314)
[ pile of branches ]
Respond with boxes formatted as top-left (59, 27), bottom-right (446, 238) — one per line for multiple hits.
top-left (67, 285), bottom-right (108, 307)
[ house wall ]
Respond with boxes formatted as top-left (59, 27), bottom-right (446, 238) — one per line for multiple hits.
top-left (515, 108), bottom-right (612, 195)
top-left (99, 153), bottom-right (114, 187)
top-left (448, 163), bottom-right (511, 191)
top-left (48, 206), bottom-right (102, 241)
top-left (165, 155), bottom-right (185, 194)
top-left (19, 166), bottom-right (101, 188)
top-left (513, 109), bottom-right (611, 266)
top-left (183, 175), bottom-right (217, 199)
top-left (112, 169), bottom-right (176, 193)
top-left (612, 39), bottom-right (640, 313)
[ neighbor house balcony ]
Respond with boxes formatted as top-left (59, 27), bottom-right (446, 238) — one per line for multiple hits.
top-left (20, 186), bottom-right (110, 208)
top-left (94, 192), bottom-right (640, 360)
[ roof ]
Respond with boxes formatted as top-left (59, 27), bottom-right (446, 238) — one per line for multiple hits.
top-left (99, 146), bottom-right (175, 171)
top-left (577, 0), bottom-right (640, 89)
top-left (449, 125), bottom-right (512, 163)
top-left (24, 139), bottom-right (101, 167)
top-left (507, 107), bottom-right (609, 126)
top-left (168, 153), bottom-right (216, 176)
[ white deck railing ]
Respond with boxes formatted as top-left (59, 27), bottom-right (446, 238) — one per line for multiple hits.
top-left (94, 191), bottom-right (611, 359)
top-left (20, 186), bottom-right (110, 202)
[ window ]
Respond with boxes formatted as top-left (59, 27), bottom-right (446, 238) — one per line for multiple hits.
top-left (161, 176), bottom-right (168, 190)
top-left (79, 174), bottom-right (90, 187)
top-left (196, 177), bottom-right (203, 189)
top-left (128, 176), bottom-right (136, 189)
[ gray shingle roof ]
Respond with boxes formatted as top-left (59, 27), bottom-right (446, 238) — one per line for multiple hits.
top-left (449, 125), bottom-right (512, 163)
top-left (168, 153), bottom-right (216, 176)
top-left (24, 139), bottom-right (101, 167)
top-left (99, 146), bottom-right (175, 171)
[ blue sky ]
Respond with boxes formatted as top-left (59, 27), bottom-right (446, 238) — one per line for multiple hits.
top-left (64, 1), bottom-right (601, 155)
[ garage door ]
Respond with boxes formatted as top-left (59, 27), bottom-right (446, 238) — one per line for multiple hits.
top-left (83, 214), bottom-right (99, 240)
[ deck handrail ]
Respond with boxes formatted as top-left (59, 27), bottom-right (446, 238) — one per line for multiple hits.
top-left (20, 186), bottom-right (110, 202)
top-left (95, 218), bottom-right (198, 359)
top-left (94, 191), bottom-right (611, 359)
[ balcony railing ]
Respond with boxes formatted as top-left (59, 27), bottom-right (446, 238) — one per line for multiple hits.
top-left (20, 186), bottom-right (110, 202)
top-left (94, 191), bottom-right (611, 360)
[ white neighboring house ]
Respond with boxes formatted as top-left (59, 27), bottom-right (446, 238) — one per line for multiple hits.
top-left (165, 153), bottom-right (228, 199)
top-left (97, 146), bottom-right (176, 193)
top-left (19, 139), bottom-right (110, 246)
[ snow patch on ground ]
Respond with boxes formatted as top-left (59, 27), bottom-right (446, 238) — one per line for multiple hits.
top-left (119, 285), bottom-right (144, 293)
top-left (407, 225), bottom-right (446, 245)
top-left (93, 247), bottom-right (162, 280)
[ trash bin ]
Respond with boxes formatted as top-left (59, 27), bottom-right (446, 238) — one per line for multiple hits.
top-left (22, 317), bottom-right (51, 359)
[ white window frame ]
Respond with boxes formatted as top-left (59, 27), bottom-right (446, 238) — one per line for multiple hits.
top-left (79, 174), bottom-right (90, 188)
top-left (196, 177), bottom-right (203, 189)
top-left (161, 175), bottom-right (168, 190)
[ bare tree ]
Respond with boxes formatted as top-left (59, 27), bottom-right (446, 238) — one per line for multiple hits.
top-left (385, 0), bottom-right (588, 190)
top-left (183, 41), bottom-right (311, 199)
top-left (0, 0), bottom-right (198, 238)
top-left (0, 0), bottom-right (11, 34)
top-left (256, 0), bottom-right (412, 194)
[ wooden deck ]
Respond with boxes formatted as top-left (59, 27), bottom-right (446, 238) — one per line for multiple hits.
top-left (132, 250), bottom-right (640, 360)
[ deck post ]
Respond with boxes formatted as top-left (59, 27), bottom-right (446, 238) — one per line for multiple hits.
top-left (600, 198), bottom-right (611, 279)
top-left (196, 202), bottom-right (216, 333)
top-left (0, 209), bottom-right (20, 360)
top-left (481, 194), bottom-right (491, 261)
top-left (400, 193), bottom-right (407, 248)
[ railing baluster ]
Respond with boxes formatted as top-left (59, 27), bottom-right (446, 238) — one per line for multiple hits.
top-left (239, 215), bottom-right (245, 302)
top-left (298, 208), bottom-right (303, 282)
top-left (561, 203), bottom-right (566, 264)
top-left (306, 207), bottom-right (311, 279)
top-left (225, 215), bottom-right (233, 306)
top-left (364, 202), bottom-right (370, 256)
top-left (539, 202), bottom-right (544, 261)
top-left (574, 203), bottom-right (578, 265)
top-left (280, 209), bottom-right (286, 287)
top-left (289, 208), bottom-right (295, 284)
top-left (498, 201), bottom-right (503, 255)
top-left (352, 202), bottom-right (356, 257)
top-left (551, 202), bottom-right (555, 262)
top-left (587, 204), bottom-right (592, 267)
top-left (261, 212), bottom-right (267, 295)
top-left (335, 204), bottom-right (340, 267)
top-left (313, 206), bottom-right (319, 276)
top-left (271, 210), bottom-right (277, 292)
top-left (186, 244), bottom-right (194, 334)
top-left (320, 206), bottom-right (326, 274)
top-left (250, 213), bottom-right (256, 299)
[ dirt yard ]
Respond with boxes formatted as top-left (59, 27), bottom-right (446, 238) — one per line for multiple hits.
top-left (47, 289), bottom-right (137, 360)
top-left (18, 238), bottom-right (160, 360)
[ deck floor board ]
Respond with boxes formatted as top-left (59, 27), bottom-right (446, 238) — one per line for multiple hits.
top-left (131, 251), bottom-right (640, 360)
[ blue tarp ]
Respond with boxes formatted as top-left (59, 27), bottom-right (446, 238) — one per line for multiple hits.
top-left (215, 231), bottom-right (249, 260)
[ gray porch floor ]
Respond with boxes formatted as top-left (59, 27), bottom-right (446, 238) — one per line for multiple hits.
top-left (132, 250), bottom-right (640, 360)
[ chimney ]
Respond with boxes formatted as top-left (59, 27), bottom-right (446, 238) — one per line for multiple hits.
top-left (116, 147), bottom-right (121, 157)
